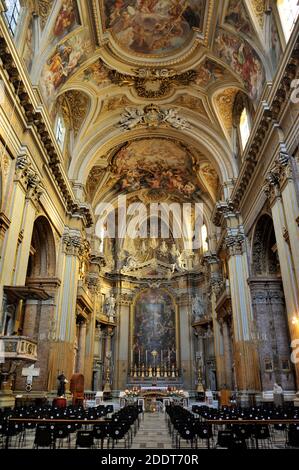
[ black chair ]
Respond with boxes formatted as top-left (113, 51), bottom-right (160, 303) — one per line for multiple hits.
top-left (176, 425), bottom-right (196, 449)
top-left (253, 425), bottom-right (272, 449)
top-left (75, 431), bottom-right (94, 449)
top-left (287, 424), bottom-right (299, 448)
top-left (34, 425), bottom-right (55, 449)
top-left (195, 423), bottom-right (213, 449)
top-left (93, 423), bottom-right (108, 449)
top-left (216, 430), bottom-right (234, 448)
top-left (3, 422), bottom-right (23, 449)
top-left (107, 424), bottom-right (129, 449)
top-left (53, 425), bottom-right (71, 448)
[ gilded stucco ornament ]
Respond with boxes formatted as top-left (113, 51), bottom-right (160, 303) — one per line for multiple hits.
top-left (118, 104), bottom-right (192, 131)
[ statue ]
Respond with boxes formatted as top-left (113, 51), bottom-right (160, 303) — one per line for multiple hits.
top-left (192, 294), bottom-right (205, 321)
top-left (57, 372), bottom-right (68, 397)
top-left (106, 294), bottom-right (116, 322)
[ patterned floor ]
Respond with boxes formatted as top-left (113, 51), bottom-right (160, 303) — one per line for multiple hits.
top-left (131, 412), bottom-right (173, 449)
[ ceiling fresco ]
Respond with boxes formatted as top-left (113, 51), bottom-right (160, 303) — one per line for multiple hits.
top-left (100, 0), bottom-right (207, 56)
top-left (21, 0), bottom-right (285, 212)
top-left (111, 139), bottom-right (201, 199)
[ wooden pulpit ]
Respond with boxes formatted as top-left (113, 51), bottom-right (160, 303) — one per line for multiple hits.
top-left (70, 373), bottom-right (84, 406)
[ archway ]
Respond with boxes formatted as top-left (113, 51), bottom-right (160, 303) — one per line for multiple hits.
top-left (26, 216), bottom-right (56, 281)
top-left (249, 214), bottom-right (295, 392)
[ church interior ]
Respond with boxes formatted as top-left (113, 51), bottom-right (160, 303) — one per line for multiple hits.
top-left (0, 0), bottom-right (299, 451)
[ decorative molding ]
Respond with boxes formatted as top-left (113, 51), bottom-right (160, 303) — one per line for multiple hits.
top-left (118, 104), bottom-right (191, 131)
top-left (62, 229), bottom-right (90, 258)
top-left (251, 0), bottom-right (266, 28)
top-left (36, 0), bottom-right (55, 29)
top-left (214, 88), bottom-right (238, 135)
top-left (0, 212), bottom-right (10, 239)
top-left (57, 90), bottom-right (89, 137)
top-left (225, 231), bottom-right (246, 256)
top-left (109, 68), bottom-right (197, 99)
top-left (15, 155), bottom-right (44, 201)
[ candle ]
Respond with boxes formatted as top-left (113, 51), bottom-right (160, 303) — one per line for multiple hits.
top-left (138, 349), bottom-right (141, 365)
top-left (161, 350), bottom-right (163, 364)
top-left (145, 350), bottom-right (148, 366)
top-left (131, 349), bottom-right (133, 364)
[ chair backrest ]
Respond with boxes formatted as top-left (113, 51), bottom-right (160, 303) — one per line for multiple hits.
top-left (34, 427), bottom-right (53, 447)
top-left (76, 431), bottom-right (94, 448)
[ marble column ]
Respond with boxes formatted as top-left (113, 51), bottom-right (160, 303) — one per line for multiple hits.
top-left (222, 320), bottom-right (234, 389)
top-left (76, 321), bottom-right (87, 374)
top-left (52, 229), bottom-right (84, 384)
top-left (264, 174), bottom-right (299, 389)
top-left (226, 233), bottom-right (261, 393)
top-left (14, 188), bottom-right (40, 285)
top-left (178, 295), bottom-right (193, 389)
top-left (115, 294), bottom-right (131, 390)
top-left (103, 327), bottom-right (114, 393)
top-left (203, 251), bottom-right (226, 389)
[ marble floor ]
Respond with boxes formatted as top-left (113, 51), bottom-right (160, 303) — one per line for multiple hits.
top-left (131, 412), bottom-right (173, 449)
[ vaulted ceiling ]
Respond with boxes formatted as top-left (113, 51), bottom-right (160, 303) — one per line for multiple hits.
top-left (22, 0), bottom-right (284, 218)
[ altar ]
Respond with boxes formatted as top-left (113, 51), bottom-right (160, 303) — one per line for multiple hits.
top-left (119, 387), bottom-right (189, 411)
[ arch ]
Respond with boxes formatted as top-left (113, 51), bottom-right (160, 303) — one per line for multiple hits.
top-left (251, 213), bottom-right (279, 277)
top-left (26, 216), bottom-right (56, 280)
top-left (71, 123), bottom-right (236, 186)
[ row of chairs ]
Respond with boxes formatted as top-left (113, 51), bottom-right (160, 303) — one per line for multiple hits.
top-left (166, 405), bottom-right (214, 449)
top-left (0, 404), bottom-right (142, 449)
top-left (192, 403), bottom-right (299, 421)
top-left (167, 404), bottom-right (299, 449)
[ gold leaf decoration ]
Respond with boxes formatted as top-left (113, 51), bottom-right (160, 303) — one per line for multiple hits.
top-left (214, 88), bottom-right (239, 135)
top-left (36, 0), bottom-right (55, 29)
top-left (57, 90), bottom-right (89, 137)
top-left (251, 0), bottom-right (265, 28)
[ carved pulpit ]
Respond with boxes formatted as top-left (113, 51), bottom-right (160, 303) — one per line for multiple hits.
top-left (70, 373), bottom-right (84, 406)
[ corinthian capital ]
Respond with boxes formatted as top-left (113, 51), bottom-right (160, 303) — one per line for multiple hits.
top-left (225, 231), bottom-right (245, 256)
top-left (15, 155), bottom-right (44, 201)
top-left (62, 229), bottom-right (83, 256)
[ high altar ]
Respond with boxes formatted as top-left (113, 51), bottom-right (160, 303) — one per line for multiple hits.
top-left (111, 285), bottom-right (194, 391)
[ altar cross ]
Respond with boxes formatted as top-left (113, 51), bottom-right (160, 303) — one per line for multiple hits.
top-left (22, 364), bottom-right (40, 386)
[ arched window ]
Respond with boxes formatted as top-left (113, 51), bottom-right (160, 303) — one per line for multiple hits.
top-left (232, 92), bottom-right (254, 163)
top-left (55, 116), bottom-right (66, 149)
top-left (239, 107), bottom-right (251, 151)
top-left (201, 224), bottom-right (208, 253)
top-left (277, 0), bottom-right (299, 41)
top-left (4, 0), bottom-right (21, 36)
